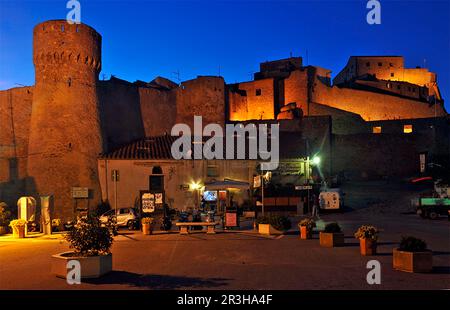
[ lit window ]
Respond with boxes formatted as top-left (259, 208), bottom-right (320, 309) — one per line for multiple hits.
top-left (403, 125), bottom-right (413, 133)
top-left (386, 83), bottom-right (391, 89)
top-left (373, 126), bottom-right (382, 134)
top-left (255, 89), bottom-right (262, 96)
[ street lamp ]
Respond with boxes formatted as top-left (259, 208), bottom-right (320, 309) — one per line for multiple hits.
top-left (312, 155), bottom-right (321, 166)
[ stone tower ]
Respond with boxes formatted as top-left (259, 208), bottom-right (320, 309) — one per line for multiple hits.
top-left (28, 20), bottom-right (104, 220)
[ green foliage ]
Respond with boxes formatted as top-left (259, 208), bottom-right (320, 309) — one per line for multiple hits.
top-left (354, 225), bottom-right (379, 241)
top-left (399, 236), bottom-right (427, 252)
top-left (256, 215), bottom-right (292, 231)
top-left (9, 219), bottom-right (27, 227)
top-left (324, 222), bottom-right (341, 233)
top-left (94, 201), bottom-right (111, 217)
top-left (298, 218), bottom-right (316, 230)
top-left (0, 203), bottom-right (12, 226)
top-left (64, 214), bottom-right (113, 256)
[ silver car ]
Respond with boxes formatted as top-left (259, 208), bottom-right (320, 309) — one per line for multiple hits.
top-left (99, 208), bottom-right (139, 230)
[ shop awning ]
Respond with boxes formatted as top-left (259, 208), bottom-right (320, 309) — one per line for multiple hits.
top-left (204, 179), bottom-right (250, 190)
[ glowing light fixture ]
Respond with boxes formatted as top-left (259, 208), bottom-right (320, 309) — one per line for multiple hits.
top-left (312, 156), bottom-right (321, 165)
top-left (190, 182), bottom-right (201, 190)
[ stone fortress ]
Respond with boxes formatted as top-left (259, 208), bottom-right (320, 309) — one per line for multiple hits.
top-left (0, 20), bottom-right (448, 219)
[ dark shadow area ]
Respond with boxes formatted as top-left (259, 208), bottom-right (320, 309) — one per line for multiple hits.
top-left (284, 230), bottom-right (299, 236)
top-left (432, 266), bottom-right (450, 274)
top-left (372, 252), bottom-right (393, 256)
top-left (84, 271), bottom-right (230, 289)
top-left (377, 241), bottom-right (397, 246)
top-left (342, 242), bottom-right (359, 247)
top-left (432, 251), bottom-right (450, 256)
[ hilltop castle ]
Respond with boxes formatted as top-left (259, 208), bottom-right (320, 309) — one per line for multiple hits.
top-left (0, 20), bottom-right (448, 220)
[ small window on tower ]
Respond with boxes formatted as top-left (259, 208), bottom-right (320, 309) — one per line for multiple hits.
top-left (391, 73), bottom-right (394, 77)
top-left (366, 62), bottom-right (370, 67)
top-left (378, 62), bottom-right (382, 67)
top-left (403, 125), bottom-right (413, 134)
top-left (373, 126), bottom-right (382, 134)
top-left (255, 89), bottom-right (262, 96)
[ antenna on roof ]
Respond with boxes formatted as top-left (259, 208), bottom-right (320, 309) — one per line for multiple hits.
top-left (171, 70), bottom-right (181, 82)
top-left (247, 71), bottom-right (255, 80)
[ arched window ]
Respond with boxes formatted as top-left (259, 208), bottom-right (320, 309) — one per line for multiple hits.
top-left (152, 166), bottom-right (163, 175)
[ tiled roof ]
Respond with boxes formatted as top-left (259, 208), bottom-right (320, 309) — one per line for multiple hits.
top-left (100, 133), bottom-right (309, 160)
top-left (100, 135), bottom-right (177, 160)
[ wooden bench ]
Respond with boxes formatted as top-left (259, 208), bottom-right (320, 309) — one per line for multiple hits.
top-left (175, 222), bottom-right (219, 235)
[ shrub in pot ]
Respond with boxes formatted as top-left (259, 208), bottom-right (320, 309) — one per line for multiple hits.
top-left (393, 236), bottom-right (432, 273)
top-left (141, 217), bottom-right (153, 235)
top-left (256, 215), bottom-right (291, 235)
top-left (51, 214), bottom-right (114, 279)
top-left (354, 225), bottom-right (379, 255)
top-left (320, 222), bottom-right (344, 247)
top-left (0, 203), bottom-right (11, 235)
top-left (9, 219), bottom-right (27, 238)
top-left (298, 218), bottom-right (316, 239)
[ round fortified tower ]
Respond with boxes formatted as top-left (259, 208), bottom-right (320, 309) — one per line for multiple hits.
top-left (28, 20), bottom-right (104, 220)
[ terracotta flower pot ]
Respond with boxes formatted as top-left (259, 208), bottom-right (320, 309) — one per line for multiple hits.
top-left (359, 238), bottom-right (377, 255)
top-left (393, 248), bottom-right (432, 273)
top-left (300, 226), bottom-right (312, 239)
top-left (12, 225), bottom-right (25, 238)
top-left (142, 223), bottom-right (152, 235)
top-left (319, 232), bottom-right (344, 247)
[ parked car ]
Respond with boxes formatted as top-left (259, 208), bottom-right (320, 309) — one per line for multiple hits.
top-left (99, 208), bottom-right (139, 230)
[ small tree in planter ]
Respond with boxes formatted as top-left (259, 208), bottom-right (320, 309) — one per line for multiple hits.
top-left (256, 215), bottom-right (292, 235)
top-left (141, 217), bottom-right (154, 235)
top-left (354, 225), bottom-right (379, 256)
top-left (393, 236), bottom-right (432, 273)
top-left (9, 219), bottom-right (27, 238)
top-left (298, 218), bottom-right (316, 239)
top-left (51, 214), bottom-right (114, 279)
top-left (0, 203), bottom-right (11, 235)
top-left (320, 222), bottom-right (344, 247)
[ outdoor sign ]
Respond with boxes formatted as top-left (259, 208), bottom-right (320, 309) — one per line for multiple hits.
top-left (155, 193), bottom-right (163, 204)
top-left (295, 185), bottom-right (313, 190)
top-left (225, 212), bottom-right (238, 227)
top-left (142, 193), bottom-right (155, 213)
top-left (71, 187), bottom-right (89, 198)
top-left (253, 175), bottom-right (261, 188)
top-left (419, 153), bottom-right (426, 173)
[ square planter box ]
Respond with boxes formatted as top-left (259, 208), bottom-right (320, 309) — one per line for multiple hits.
top-left (258, 224), bottom-right (282, 235)
top-left (51, 251), bottom-right (112, 279)
top-left (393, 248), bottom-right (432, 273)
top-left (320, 232), bottom-right (344, 247)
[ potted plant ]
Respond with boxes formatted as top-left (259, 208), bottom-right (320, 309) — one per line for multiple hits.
top-left (141, 217), bottom-right (153, 235)
top-left (298, 218), bottom-right (316, 239)
top-left (51, 218), bottom-right (61, 232)
top-left (9, 219), bottom-right (27, 238)
top-left (393, 236), bottom-right (432, 273)
top-left (354, 225), bottom-right (379, 255)
top-left (256, 215), bottom-right (291, 235)
top-left (51, 214), bottom-right (114, 279)
top-left (0, 203), bottom-right (11, 235)
top-left (320, 222), bottom-right (344, 247)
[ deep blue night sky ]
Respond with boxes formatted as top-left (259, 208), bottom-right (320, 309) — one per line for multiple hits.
top-left (1, 0), bottom-right (449, 110)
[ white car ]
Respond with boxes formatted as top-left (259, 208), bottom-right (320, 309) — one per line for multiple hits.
top-left (99, 208), bottom-right (139, 230)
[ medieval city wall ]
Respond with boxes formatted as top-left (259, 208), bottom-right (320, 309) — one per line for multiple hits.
top-left (311, 76), bottom-right (446, 121)
top-left (0, 87), bottom-right (34, 206)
